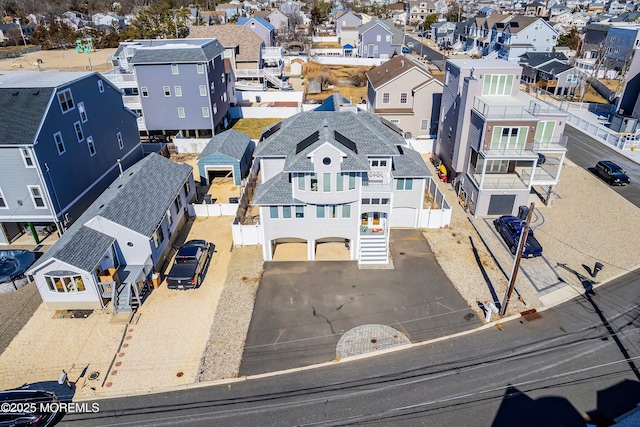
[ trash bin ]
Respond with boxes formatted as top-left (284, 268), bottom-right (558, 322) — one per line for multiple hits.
top-left (517, 205), bottom-right (529, 220)
top-left (149, 273), bottom-right (160, 289)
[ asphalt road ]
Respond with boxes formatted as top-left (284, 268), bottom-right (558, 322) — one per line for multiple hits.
top-left (564, 125), bottom-right (640, 208)
top-left (404, 35), bottom-right (447, 70)
top-left (59, 269), bottom-right (640, 426)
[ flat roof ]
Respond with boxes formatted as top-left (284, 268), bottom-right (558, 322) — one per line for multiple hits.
top-left (0, 71), bottom-right (92, 88)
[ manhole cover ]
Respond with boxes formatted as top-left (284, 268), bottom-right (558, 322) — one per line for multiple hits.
top-left (88, 372), bottom-right (99, 381)
top-left (336, 324), bottom-right (411, 359)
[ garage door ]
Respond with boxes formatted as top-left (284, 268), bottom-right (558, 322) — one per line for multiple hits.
top-left (390, 207), bottom-right (417, 227)
top-left (487, 195), bottom-right (516, 215)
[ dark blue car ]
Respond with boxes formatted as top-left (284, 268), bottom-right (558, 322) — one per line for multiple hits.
top-left (493, 216), bottom-right (543, 258)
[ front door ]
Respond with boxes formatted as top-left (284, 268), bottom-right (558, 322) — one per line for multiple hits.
top-left (361, 212), bottom-right (384, 227)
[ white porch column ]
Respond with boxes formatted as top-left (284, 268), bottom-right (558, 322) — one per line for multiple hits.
top-left (263, 239), bottom-right (273, 261)
top-left (308, 239), bottom-right (315, 261)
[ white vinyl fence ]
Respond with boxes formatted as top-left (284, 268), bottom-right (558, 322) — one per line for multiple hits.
top-left (188, 203), bottom-right (239, 217)
top-left (419, 178), bottom-right (452, 228)
top-left (231, 221), bottom-right (263, 246)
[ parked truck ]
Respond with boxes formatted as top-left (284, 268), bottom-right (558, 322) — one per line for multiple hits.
top-left (166, 240), bottom-right (213, 290)
top-left (493, 216), bottom-right (543, 258)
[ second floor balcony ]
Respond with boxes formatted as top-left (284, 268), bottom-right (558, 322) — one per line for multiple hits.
top-left (362, 171), bottom-right (392, 192)
top-left (468, 162), bottom-right (531, 191)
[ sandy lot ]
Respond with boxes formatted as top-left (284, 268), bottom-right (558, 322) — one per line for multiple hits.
top-left (0, 48), bottom-right (117, 72)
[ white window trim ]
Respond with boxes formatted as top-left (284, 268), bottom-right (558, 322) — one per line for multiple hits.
top-left (28, 185), bottom-right (47, 209)
top-left (53, 131), bottom-right (65, 155)
top-left (202, 107), bottom-right (210, 118)
top-left (178, 107), bottom-right (186, 118)
top-left (97, 80), bottom-right (104, 93)
top-left (116, 131), bottom-right (124, 149)
top-left (141, 87), bottom-right (149, 97)
top-left (0, 187), bottom-right (8, 209)
top-left (57, 88), bottom-right (74, 113)
top-left (163, 86), bottom-right (171, 97)
top-left (400, 92), bottom-right (408, 104)
top-left (382, 92), bottom-right (390, 104)
top-left (74, 121), bottom-right (84, 143)
top-left (86, 136), bottom-right (96, 157)
top-left (20, 147), bottom-right (35, 168)
top-left (197, 63), bottom-right (205, 74)
top-left (199, 85), bottom-right (207, 96)
top-left (174, 86), bottom-right (182, 97)
top-left (78, 102), bottom-right (88, 123)
top-left (171, 63), bottom-right (179, 74)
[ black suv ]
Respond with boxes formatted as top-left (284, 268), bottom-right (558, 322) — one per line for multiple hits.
top-left (595, 160), bottom-right (630, 186)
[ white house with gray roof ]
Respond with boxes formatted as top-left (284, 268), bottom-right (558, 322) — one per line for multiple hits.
top-left (27, 153), bottom-right (195, 312)
top-left (253, 109), bottom-right (430, 264)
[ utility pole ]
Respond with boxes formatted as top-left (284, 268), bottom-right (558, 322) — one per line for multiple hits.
top-left (499, 202), bottom-right (535, 316)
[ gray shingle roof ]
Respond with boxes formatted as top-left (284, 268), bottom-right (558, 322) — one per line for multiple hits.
top-left (393, 145), bottom-right (431, 178)
top-left (130, 39), bottom-right (225, 64)
top-left (520, 52), bottom-right (569, 67)
top-left (198, 129), bottom-right (252, 161)
top-left (538, 60), bottom-right (573, 74)
top-left (252, 172), bottom-right (301, 205)
top-left (254, 110), bottom-right (403, 161)
top-left (31, 153), bottom-right (192, 272)
top-left (0, 87), bottom-right (53, 145)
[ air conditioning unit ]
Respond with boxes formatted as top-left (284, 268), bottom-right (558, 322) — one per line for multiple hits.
top-left (404, 132), bottom-right (413, 139)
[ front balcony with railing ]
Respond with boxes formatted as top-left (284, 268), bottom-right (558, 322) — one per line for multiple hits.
top-left (468, 163), bottom-right (531, 190)
top-left (473, 97), bottom-right (561, 120)
top-left (533, 135), bottom-right (568, 153)
top-left (362, 171), bottom-right (392, 193)
top-left (102, 69), bottom-right (138, 88)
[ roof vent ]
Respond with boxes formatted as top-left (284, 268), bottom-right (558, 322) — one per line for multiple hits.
top-left (99, 204), bottom-right (105, 209)
top-left (11, 90), bottom-right (18, 96)
top-left (32, 90), bottom-right (39, 95)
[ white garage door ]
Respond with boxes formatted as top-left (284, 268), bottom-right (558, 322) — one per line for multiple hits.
top-left (390, 207), bottom-right (417, 228)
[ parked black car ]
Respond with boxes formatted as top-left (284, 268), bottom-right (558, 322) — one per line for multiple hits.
top-left (0, 389), bottom-right (59, 427)
top-left (493, 216), bottom-right (543, 258)
top-left (595, 160), bottom-right (630, 186)
top-left (166, 240), bottom-right (213, 290)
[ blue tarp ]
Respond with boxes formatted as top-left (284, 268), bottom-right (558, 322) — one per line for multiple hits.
top-left (0, 250), bottom-right (36, 282)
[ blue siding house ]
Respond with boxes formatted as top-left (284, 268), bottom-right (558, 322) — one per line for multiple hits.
top-left (27, 153), bottom-right (195, 312)
top-left (0, 71), bottom-right (143, 244)
top-left (197, 129), bottom-right (255, 186)
top-left (109, 38), bottom-right (230, 142)
top-left (357, 19), bottom-right (404, 59)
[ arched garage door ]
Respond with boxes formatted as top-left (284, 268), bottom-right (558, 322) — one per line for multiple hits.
top-left (390, 207), bottom-right (417, 228)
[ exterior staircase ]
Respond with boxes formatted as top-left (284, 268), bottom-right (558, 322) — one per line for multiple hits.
top-left (485, 50), bottom-right (499, 59)
top-left (263, 69), bottom-right (292, 90)
top-left (359, 233), bottom-right (389, 264)
top-left (111, 281), bottom-right (143, 313)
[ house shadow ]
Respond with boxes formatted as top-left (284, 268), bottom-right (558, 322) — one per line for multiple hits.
top-left (587, 379), bottom-right (640, 425)
top-left (492, 385), bottom-right (585, 427)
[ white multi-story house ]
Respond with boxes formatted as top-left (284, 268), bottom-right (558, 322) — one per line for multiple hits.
top-left (498, 16), bottom-right (559, 61)
top-left (435, 59), bottom-right (568, 216)
top-left (252, 108), bottom-right (430, 264)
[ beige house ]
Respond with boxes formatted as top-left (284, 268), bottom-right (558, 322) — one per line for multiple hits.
top-left (366, 56), bottom-right (443, 138)
top-left (188, 25), bottom-right (265, 79)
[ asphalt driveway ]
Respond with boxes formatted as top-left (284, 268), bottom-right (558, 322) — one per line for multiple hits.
top-left (239, 229), bottom-right (480, 376)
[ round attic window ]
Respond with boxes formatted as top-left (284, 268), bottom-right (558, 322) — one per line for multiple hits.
top-left (322, 157), bottom-right (331, 165)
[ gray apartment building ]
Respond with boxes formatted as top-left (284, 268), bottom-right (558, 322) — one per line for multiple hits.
top-left (106, 38), bottom-right (230, 141)
top-left (253, 109), bottom-right (430, 265)
top-left (434, 59), bottom-right (567, 216)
